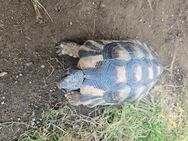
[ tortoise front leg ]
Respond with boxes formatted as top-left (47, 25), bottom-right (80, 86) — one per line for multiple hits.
top-left (56, 41), bottom-right (80, 58)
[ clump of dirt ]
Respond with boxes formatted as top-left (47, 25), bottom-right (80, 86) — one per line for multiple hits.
top-left (0, 0), bottom-right (188, 140)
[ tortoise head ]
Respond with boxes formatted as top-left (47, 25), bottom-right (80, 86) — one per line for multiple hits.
top-left (57, 69), bottom-right (84, 91)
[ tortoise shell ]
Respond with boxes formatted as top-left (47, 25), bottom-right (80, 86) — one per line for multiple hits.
top-left (58, 39), bottom-right (163, 107)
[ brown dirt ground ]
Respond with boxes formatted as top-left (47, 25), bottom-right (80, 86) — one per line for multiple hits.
top-left (0, 0), bottom-right (188, 140)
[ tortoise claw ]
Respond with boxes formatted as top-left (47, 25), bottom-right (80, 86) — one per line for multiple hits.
top-left (55, 42), bottom-right (80, 58)
top-left (56, 45), bottom-right (65, 56)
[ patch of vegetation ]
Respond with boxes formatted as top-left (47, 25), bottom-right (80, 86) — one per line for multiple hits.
top-left (31, 0), bottom-right (53, 23)
top-left (18, 88), bottom-right (188, 141)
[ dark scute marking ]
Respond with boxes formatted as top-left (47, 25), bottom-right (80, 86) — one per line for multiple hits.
top-left (78, 50), bottom-right (102, 57)
top-left (83, 65), bottom-right (115, 90)
top-left (120, 42), bottom-right (135, 58)
top-left (126, 58), bottom-right (155, 86)
top-left (103, 42), bottom-right (119, 59)
top-left (96, 40), bottom-right (105, 45)
top-left (103, 42), bottom-right (136, 59)
top-left (125, 86), bottom-right (142, 101)
top-left (83, 59), bottom-right (128, 91)
top-left (83, 79), bottom-right (106, 90)
top-left (84, 40), bottom-right (102, 51)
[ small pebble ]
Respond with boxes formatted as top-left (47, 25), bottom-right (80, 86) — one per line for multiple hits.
top-left (41, 65), bottom-right (45, 68)
top-left (69, 21), bottom-right (73, 25)
top-left (1, 101), bottom-right (5, 105)
top-left (25, 36), bottom-right (32, 41)
top-left (19, 73), bottom-right (23, 77)
top-left (26, 62), bottom-right (33, 66)
top-left (2, 97), bottom-right (5, 99)
top-left (139, 19), bottom-right (143, 22)
top-left (16, 75), bottom-right (19, 78)
top-left (0, 72), bottom-right (8, 77)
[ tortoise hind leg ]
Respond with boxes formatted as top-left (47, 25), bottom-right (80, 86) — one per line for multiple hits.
top-left (65, 91), bottom-right (105, 108)
top-left (56, 41), bottom-right (80, 58)
top-left (64, 91), bottom-right (81, 106)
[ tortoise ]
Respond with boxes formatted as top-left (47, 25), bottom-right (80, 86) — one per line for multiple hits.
top-left (56, 39), bottom-right (163, 108)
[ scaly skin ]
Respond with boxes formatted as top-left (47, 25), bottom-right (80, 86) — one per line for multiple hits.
top-left (56, 41), bottom-right (80, 58)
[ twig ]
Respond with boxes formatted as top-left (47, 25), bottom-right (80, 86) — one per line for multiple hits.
top-left (52, 57), bottom-right (65, 70)
top-left (51, 123), bottom-right (65, 132)
top-left (37, 1), bottom-right (53, 22)
top-left (46, 61), bottom-right (55, 79)
top-left (169, 45), bottom-right (178, 76)
top-left (147, 0), bottom-right (153, 11)
top-left (0, 121), bottom-right (27, 126)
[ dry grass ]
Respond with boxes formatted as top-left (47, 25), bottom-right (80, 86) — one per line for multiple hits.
top-left (31, 0), bottom-right (53, 23)
top-left (18, 85), bottom-right (188, 141)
